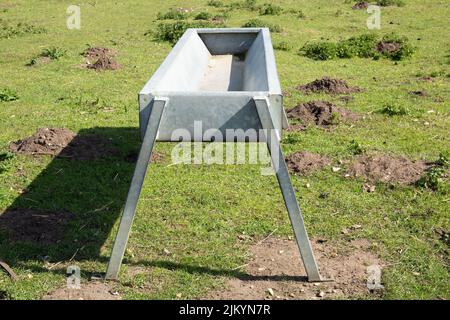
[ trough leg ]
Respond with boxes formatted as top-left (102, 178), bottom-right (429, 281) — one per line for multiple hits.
top-left (105, 97), bottom-right (167, 280)
top-left (254, 97), bottom-right (323, 282)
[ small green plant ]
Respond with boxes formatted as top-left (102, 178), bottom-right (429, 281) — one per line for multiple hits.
top-left (273, 41), bottom-right (291, 51)
top-left (259, 4), bottom-right (283, 15)
top-left (0, 151), bottom-right (15, 174)
top-left (0, 88), bottom-right (19, 102)
top-left (416, 155), bottom-right (449, 191)
top-left (157, 9), bottom-right (189, 20)
top-left (242, 19), bottom-right (282, 33)
top-left (378, 103), bottom-right (410, 116)
top-left (41, 47), bottom-right (66, 60)
top-left (377, 0), bottom-right (405, 7)
top-left (0, 21), bottom-right (46, 39)
top-left (348, 140), bottom-right (366, 155)
top-left (337, 33), bottom-right (379, 58)
top-left (378, 33), bottom-right (414, 61)
top-left (194, 12), bottom-right (212, 20)
top-left (155, 20), bottom-right (226, 43)
top-left (299, 41), bottom-right (338, 60)
top-left (207, 0), bottom-right (224, 7)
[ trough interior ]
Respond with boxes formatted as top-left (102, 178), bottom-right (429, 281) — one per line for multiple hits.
top-left (154, 31), bottom-right (270, 92)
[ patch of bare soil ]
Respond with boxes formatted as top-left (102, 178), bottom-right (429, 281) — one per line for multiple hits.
top-left (83, 47), bottom-right (120, 71)
top-left (205, 237), bottom-right (382, 300)
top-left (409, 90), bottom-right (428, 97)
top-left (346, 154), bottom-right (429, 185)
top-left (286, 101), bottom-right (358, 126)
top-left (43, 281), bottom-right (121, 300)
top-left (352, 2), bottom-right (369, 9)
top-left (285, 151), bottom-right (331, 175)
top-left (376, 42), bottom-right (402, 55)
top-left (9, 128), bottom-right (120, 160)
top-left (0, 208), bottom-right (74, 245)
top-left (285, 124), bottom-right (307, 132)
top-left (297, 77), bottom-right (363, 95)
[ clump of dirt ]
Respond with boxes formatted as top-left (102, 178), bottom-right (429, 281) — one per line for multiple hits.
top-left (286, 151), bottom-right (331, 175)
top-left (409, 90), bottom-right (428, 97)
top-left (297, 77), bottom-right (363, 95)
top-left (286, 101), bottom-right (358, 126)
top-left (346, 154), bottom-right (429, 185)
top-left (352, 2), bottom-right (369, 9)
top-left (376, 42), bottom-right (402, 55)
top-left (205, 237), bottom-right (382, 300)
top-left (43, 281), bottom-right (121, 300)
top-left (285, 124), bottom-right (307, 132)
top-left (9, 128), bottom-right (120, 160)
top-left (0, 208), bottom-right (74, 245)
top-left (83, 47), bottom-right (120, 71)
top-left (9, 128), bottom-right (75, 156)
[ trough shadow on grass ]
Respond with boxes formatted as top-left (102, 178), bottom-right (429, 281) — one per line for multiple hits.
top-left (131, 259), bottom-right (307, 282)
top-left (0, 127), bottom-right (142, 275)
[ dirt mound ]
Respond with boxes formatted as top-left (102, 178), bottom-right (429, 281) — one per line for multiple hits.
top-left (376, 42), bottom-right (402, 54)
top-left (0, 208), bottom-right (74, 245)
top-left (286, 151), bottom-right (331, 175)
top-left (346, 154), bottom-right (428, 185)
top-left (9, 128), bottom-right (120, 160)
top-left (83, 47), bottom-right (120, 71)
top-left (205, 237), bottom-right (382, 300)
top-left (352, 2), bottom-right (369, 9)
top-left (286, 101), bottom-right (358, 126)
top-left (409, 90), bottom-right (428, 97)
top-left (43, 281), bottom-right (121, 300)
top-left (297, 77), bottom-right (362, 95)
top-left (9, 128), bottom-right (75, 156)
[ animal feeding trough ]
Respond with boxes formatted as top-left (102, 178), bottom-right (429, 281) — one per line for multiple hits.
top-left (106, 28), bottom-right (324, 282)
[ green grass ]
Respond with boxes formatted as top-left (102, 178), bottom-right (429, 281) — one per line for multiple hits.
top-left (0, 0), bottom-right (449, 300)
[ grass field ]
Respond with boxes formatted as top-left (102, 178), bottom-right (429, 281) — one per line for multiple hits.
top-left (0, 0), bottom-right (449, 300)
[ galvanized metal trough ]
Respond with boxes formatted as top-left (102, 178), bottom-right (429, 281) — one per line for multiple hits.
top-left (106, 28), bottom-right (324, 282)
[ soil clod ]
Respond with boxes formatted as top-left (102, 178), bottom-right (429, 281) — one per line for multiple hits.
top-left (205, 238), bottom-right (382, 300)
top-left (83, 47), bottom-right (120, 71)
top-left (9, 128), bottom-right (120, 160)
top-left (286, 151), bottom-right (331, 175)
top-left (352, 2), bottom-right (369, 10)
top-left (346, 154), bottom-right (428, 185)
top-left (286, 101), bottom-right (358, 126)
top-left (297, 77), bottom-right (362, 95)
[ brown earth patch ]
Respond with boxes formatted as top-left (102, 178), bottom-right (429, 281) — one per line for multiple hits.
top-left (286, 101), bottom-right (358, 126)
top-left (9, 128), bottom-right (120, 160)
top-left (285, 151), bottom-right (331, 175)
top-left (352, 2), bottom-right (369, 9)
top-left (409, 90), bottom-right (428, 97)
top-left (346, 154), bottom-right (429, 185)
top-left (297, 77), bottom-right (363, 95)
top-left (205, 237), bottom-right (382, 300)
top-left (0, 208), bottom-right (74, 245)
top-left (82, 47), bottom-right (120, 71)
top-left (43, 281), bottom-right (121, 300)
top-left (376, 42), bottom-right (402, 55)
top-left (285, 124), bottom-right (307, 132)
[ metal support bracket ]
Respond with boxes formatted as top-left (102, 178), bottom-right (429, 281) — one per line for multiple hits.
top-left (105, 97), bottom-right (168, 280)
top-left (254, 96), bottom-right (324, 282)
